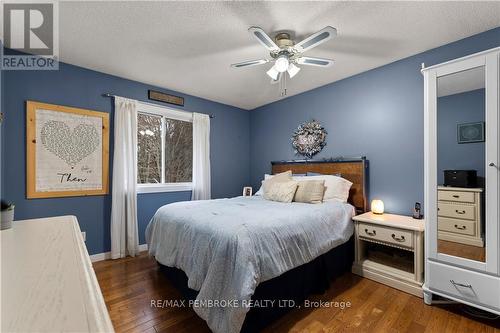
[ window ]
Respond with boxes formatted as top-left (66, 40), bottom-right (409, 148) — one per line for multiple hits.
top-left (164, 118), bottom-right (192, 182)
top-left (137, 113), bottom-right (162, 184)
top-left (137, 103), bottom-right (193, 193)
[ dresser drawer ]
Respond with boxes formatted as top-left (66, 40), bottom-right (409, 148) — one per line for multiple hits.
top-left (358, 223), bottom-right (413, 249)
top-left (438, 217), bottom-right (476, 236)
top-left (428, 261), bottom-right (500, 310)
top-left (438, 202), bottom-right (475, 221)
top-left (438, 190), bottom-right (475, 203)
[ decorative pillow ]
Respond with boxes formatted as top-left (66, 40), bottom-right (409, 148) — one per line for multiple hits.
top-left (263, 180), bottom-right (298, 203)
top-left (255, 171), bottom-right (292, 196)
top-left (293, 180), bottom-right (325, 204)
top-left (270, 170), bottom-right (292, 182)
top-left (304, 175), bottom-right (353, 203)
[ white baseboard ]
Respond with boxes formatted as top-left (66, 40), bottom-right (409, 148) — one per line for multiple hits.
top-left (90, 244), bottom-right (148, 262)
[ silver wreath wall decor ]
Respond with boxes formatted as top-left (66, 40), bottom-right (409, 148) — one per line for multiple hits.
top-left (291, 120), bottom-right (327, 159)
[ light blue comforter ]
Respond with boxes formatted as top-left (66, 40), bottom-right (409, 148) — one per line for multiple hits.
top-left (146, 196), bottom-right (354, 333)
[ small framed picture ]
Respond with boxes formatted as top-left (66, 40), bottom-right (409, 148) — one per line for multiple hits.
top-left (457, 122), bottom-right (484, 144)
top-left (242, 186), bottom-right (253, 197)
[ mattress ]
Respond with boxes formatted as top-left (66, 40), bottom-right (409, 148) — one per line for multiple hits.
top-left (146, 196), bottom-right (355, 333)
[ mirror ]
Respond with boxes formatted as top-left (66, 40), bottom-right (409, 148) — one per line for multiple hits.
top-left (436, 66), bottom-right (486, 262)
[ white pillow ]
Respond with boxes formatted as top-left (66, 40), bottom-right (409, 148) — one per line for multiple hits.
top-left (255, 173), bottom-right (351, 202)
top-left (305, 175), bottom-right (353, 203)
top-left (255, 174), bottom-right (272, 196)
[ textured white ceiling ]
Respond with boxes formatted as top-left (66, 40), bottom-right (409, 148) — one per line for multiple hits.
top-left (438, 66), bottom-right (485, 97)
top-left (59, 1), bottom-right (500, 110)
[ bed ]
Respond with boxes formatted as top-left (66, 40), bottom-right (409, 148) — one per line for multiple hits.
top-left (146, 158), bottom-right (368, 333)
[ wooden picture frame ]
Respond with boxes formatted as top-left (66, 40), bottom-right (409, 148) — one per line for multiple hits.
top-left (148, 90), bottom-right (184, 106)
top-left (242, 186), bottom-right (253, 197)
top-left (26, 101), bottom-right (109, 198)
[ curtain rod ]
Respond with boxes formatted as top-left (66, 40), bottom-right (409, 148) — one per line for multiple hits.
top-left (102, 93), bottom-right (215, 119)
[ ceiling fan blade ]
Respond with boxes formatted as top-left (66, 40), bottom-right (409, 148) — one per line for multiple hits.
top-left (294, 26), bottom-right (337, 53)
top-left (231, 59), bottom-right (269, 68)
top-left (248, 27), bottom-right (280, 52)
top-left (296, 56), bottom-right (334, 67)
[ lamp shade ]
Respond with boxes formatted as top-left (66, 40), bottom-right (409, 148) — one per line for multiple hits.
top-left (266, 66), bottom-right (279, 80)
top-left (287, 63), bottom-right (301, 78)
top-left (371, 199), bottom-right (384, 214)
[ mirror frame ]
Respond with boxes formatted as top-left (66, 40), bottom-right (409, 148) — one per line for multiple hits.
top-left (424, 50), bottom-right (499, 273)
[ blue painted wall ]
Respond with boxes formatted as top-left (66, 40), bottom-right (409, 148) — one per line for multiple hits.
top-left (249, 27), bottom-right (500, 215)
top-left (437, 89), bottom-right (485, 185)
top-left (2, 60), bottom-right (250, 254)
top-left (2, 28), bottom-right (499, 254)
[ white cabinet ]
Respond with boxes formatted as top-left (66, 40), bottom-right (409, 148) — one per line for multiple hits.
top-left (0, 216), bottom-right (114, 332)
top-left (423, 47), bottom-right (500, 314)
top-left (427, 261), bottom-right (500, 312)
top-left (352, 212), bottom-right (425, 298)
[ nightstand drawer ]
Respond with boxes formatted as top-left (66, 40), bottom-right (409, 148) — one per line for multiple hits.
top-left (438, 202), bottom-right (475, 220)
top-left (438, 217), bottom-right (475, 236)
top-left (358, 223), bottom-right (413, 249)
top-left (438, 190), bottom-right (475, 203)
top-left (428, 261), bottom-right (500, 310)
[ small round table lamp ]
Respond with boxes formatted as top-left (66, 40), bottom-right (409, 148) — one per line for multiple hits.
top-left (371, 199), bottom-right (384, 215)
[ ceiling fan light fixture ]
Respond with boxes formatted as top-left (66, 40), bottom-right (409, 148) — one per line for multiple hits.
top-left (287, 63), bottom-right (300, 78)
top-left (234, 26), bottom-right (338, 92)
top-left (266, 66), bottom-right (280, 80)
top-left (275, 55), bottom-right (289, 73)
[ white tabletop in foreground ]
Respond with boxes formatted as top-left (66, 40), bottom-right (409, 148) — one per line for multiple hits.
top-left (1, 215), bottom-right (114, 333)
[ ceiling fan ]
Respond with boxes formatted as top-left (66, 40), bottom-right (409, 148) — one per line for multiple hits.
top-left (231, 26), bottom-right (336, 95)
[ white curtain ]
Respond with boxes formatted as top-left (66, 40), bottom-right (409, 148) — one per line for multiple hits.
top-left (111, 97), bottom-right (139, 259)
top-left (191, 112), bottom-right (211, 200)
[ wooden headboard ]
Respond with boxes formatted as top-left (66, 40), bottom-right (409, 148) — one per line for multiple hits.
top-left (271, 157), bottom-right (369, 213)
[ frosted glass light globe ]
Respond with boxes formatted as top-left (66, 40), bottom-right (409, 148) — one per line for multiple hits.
top-left (275, 55), bottom-right (289, 73)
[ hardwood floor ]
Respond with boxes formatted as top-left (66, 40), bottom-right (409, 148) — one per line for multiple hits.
top-left (94, 252), bottom-right (500, 333)
top-left (438, 239), bottom-right (486, 262)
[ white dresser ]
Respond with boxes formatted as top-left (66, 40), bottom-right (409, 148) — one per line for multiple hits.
top-left (0, 216), bottom-right (114, 333)
top-left (438, 186), bottom-right (483, 247)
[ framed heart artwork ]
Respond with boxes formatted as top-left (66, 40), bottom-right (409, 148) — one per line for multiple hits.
top-left (26, 101), bottom-right (109, 198)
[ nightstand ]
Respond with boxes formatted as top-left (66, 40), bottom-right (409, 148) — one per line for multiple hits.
top-left (352, 212), bottom-right (425, 297)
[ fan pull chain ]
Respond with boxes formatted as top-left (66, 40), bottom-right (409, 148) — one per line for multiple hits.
top-left (280, 72), bottom-right (287, 97)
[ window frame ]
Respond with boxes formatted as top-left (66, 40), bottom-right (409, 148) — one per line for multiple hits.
top-left (136, 102), bottom-right (193, 194)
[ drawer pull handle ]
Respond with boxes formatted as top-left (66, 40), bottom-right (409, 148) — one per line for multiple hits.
top-left (452, 195), bottom-right (460, 198)
top-left (450, 280), bottom-right (472, 289)
top-left (455, 210), bottom-right (466, 215)
top-left (454, 224), bottom-right (466, 230)
top-left (391, 234), bottom-right (406, 242)
top-left (364, 229), bottom-right (376, 236)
